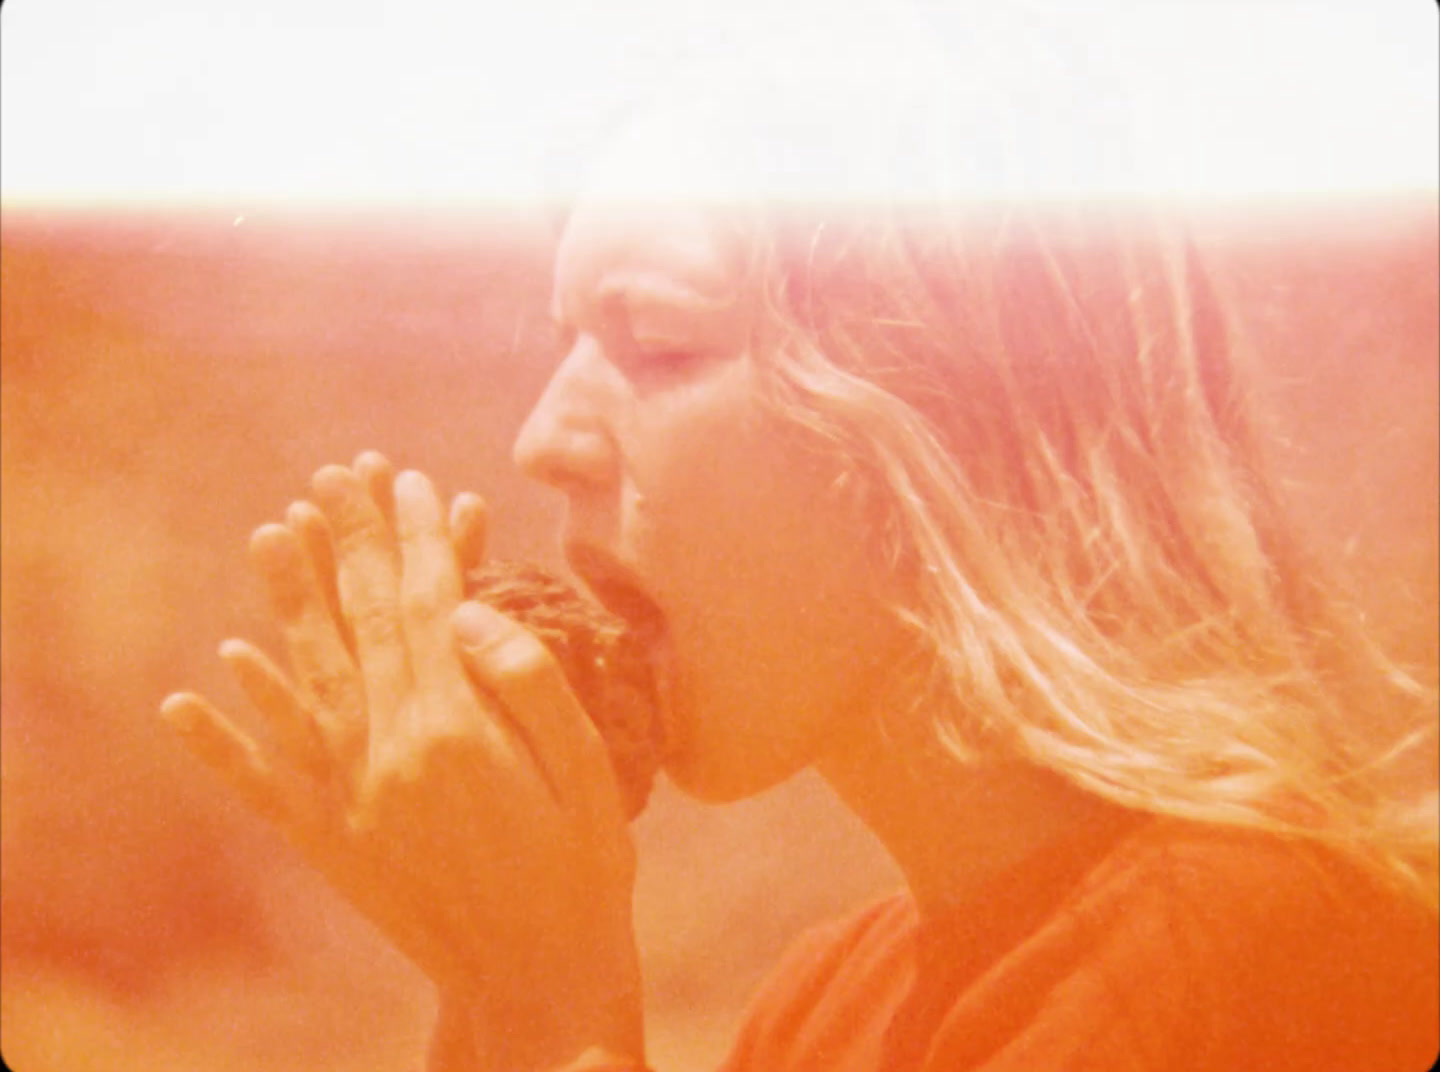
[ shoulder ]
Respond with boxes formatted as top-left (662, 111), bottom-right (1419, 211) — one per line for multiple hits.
top-left (1077, 819), bottom-right (1436, 971)
top-left (722, 822), bottom-right (1439, 1072)
top-left (720, 891), bottom-right (918, 1072)
top-left (925, 819), bottom-right (1439, 1071)
top-left (740, 891), bottom-right (918, 1021)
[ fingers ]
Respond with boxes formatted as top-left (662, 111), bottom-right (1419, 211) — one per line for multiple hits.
top-left (311, 464), bottom-right (413, 738)
top-left (394, 470), bottom-right (466, 691)
top-left (250, 522), bottom-right (368, 775)
top-left (285, 499), bottom-right (353, 655)
top-left (232, 454), bottom-right (511, 825)
top-left (354, 450), bottom-right (397, 531)
top-left (449, 491), bottom-right (489, 579)
top-left (452, 601), bottom-right (617, 818)
top-left (278, 454), bottom-right (494, 781)
top-left (161, 691), bottom-right (345, 870)
top-left (160, 691), bottom-right (291, 825)
top-left (219, 637), bottom-right (331, 783)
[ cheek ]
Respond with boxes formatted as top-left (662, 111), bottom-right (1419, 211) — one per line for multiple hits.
top-left (640, 416), bottom-right (900, 798)
top-left (661, 560), bottom-right (903, 802)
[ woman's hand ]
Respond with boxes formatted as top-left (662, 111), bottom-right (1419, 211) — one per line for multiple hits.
top-left (160, 452), bottom-right (645, 1071)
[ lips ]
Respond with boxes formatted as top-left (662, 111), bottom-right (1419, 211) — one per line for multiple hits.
top-left (562, 542), bottom-right (668, 643)
top-left (563, 540), bottom-right (676, 747)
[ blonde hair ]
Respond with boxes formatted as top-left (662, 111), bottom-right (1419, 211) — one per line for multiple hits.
top-left (742, 201), bottom-right (1439, 906)
top-left (588, 3), bottom-right (1437, 904)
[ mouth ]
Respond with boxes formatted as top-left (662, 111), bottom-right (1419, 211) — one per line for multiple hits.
top-left (563, 541), bottom-right (676, 749)
top-left (563, 542), bottom-right (668, 645)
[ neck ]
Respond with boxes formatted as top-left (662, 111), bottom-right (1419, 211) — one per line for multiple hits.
top-left (816, 701), bottom-right (1135, 920)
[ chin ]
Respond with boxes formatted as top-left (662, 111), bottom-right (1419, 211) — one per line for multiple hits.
top-left (664, 767), bottom-right (757, 805)
top-left (660, 736), bottom-right (808, 805)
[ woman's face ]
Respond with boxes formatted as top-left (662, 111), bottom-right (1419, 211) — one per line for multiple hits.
top-left (512, 200), bottom-right (912, 802)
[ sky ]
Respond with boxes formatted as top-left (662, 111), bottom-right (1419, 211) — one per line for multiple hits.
top-left (2, 0), bottom-right (1436, 205)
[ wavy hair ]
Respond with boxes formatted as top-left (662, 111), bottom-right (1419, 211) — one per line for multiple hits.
top-left (739, 200), bottom-right (1438, 906)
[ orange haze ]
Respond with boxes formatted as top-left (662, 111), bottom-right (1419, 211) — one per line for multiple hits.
top-left (1, 199), bottom-right (1435, 1070)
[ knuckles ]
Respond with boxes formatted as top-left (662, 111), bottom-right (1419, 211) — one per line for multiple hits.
top-left (399, 580), bottom-right (448, 624)
top-left (347, 599), bottom-right (407, 647)
top-left (299, 665), bottom-right (361, 714)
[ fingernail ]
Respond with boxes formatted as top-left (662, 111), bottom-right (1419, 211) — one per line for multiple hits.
top-left (159, 693), bottom-right (200, 732)
top-left (452, 601), bottom-right (501, 645)
top-left (310, 465), bottom-right (353, 505)
top-left (394, 469), bottom-right (427, 497)
top-left (285, 500), bottom-right (321, 528)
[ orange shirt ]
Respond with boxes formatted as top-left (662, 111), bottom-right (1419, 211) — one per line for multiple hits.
top-left (720, 819), bottom-right (1438, 1071)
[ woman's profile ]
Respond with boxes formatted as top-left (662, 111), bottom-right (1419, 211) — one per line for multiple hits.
top-left (160, 8), bottom-right (1439, 1070)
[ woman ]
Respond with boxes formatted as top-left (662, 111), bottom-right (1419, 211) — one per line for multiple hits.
top-left (161, 17), bottom-right (1439, 1071)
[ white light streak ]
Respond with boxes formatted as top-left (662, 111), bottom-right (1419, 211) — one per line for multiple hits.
top-left (1, 0), bottom-right (1434, 204)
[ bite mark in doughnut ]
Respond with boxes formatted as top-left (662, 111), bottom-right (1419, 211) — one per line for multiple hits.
top-left (464, 561), bottom-right (664, 820)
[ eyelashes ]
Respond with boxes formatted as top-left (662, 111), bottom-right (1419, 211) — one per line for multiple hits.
top-left (547, 309), bottom-right (722, 386)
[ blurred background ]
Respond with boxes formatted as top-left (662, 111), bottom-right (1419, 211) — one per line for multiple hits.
top-left (2, 2), bottom-right (1436, 1070)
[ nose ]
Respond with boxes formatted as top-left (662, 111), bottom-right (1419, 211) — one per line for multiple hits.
top-left (512, 338), bottom-right (619, 491)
